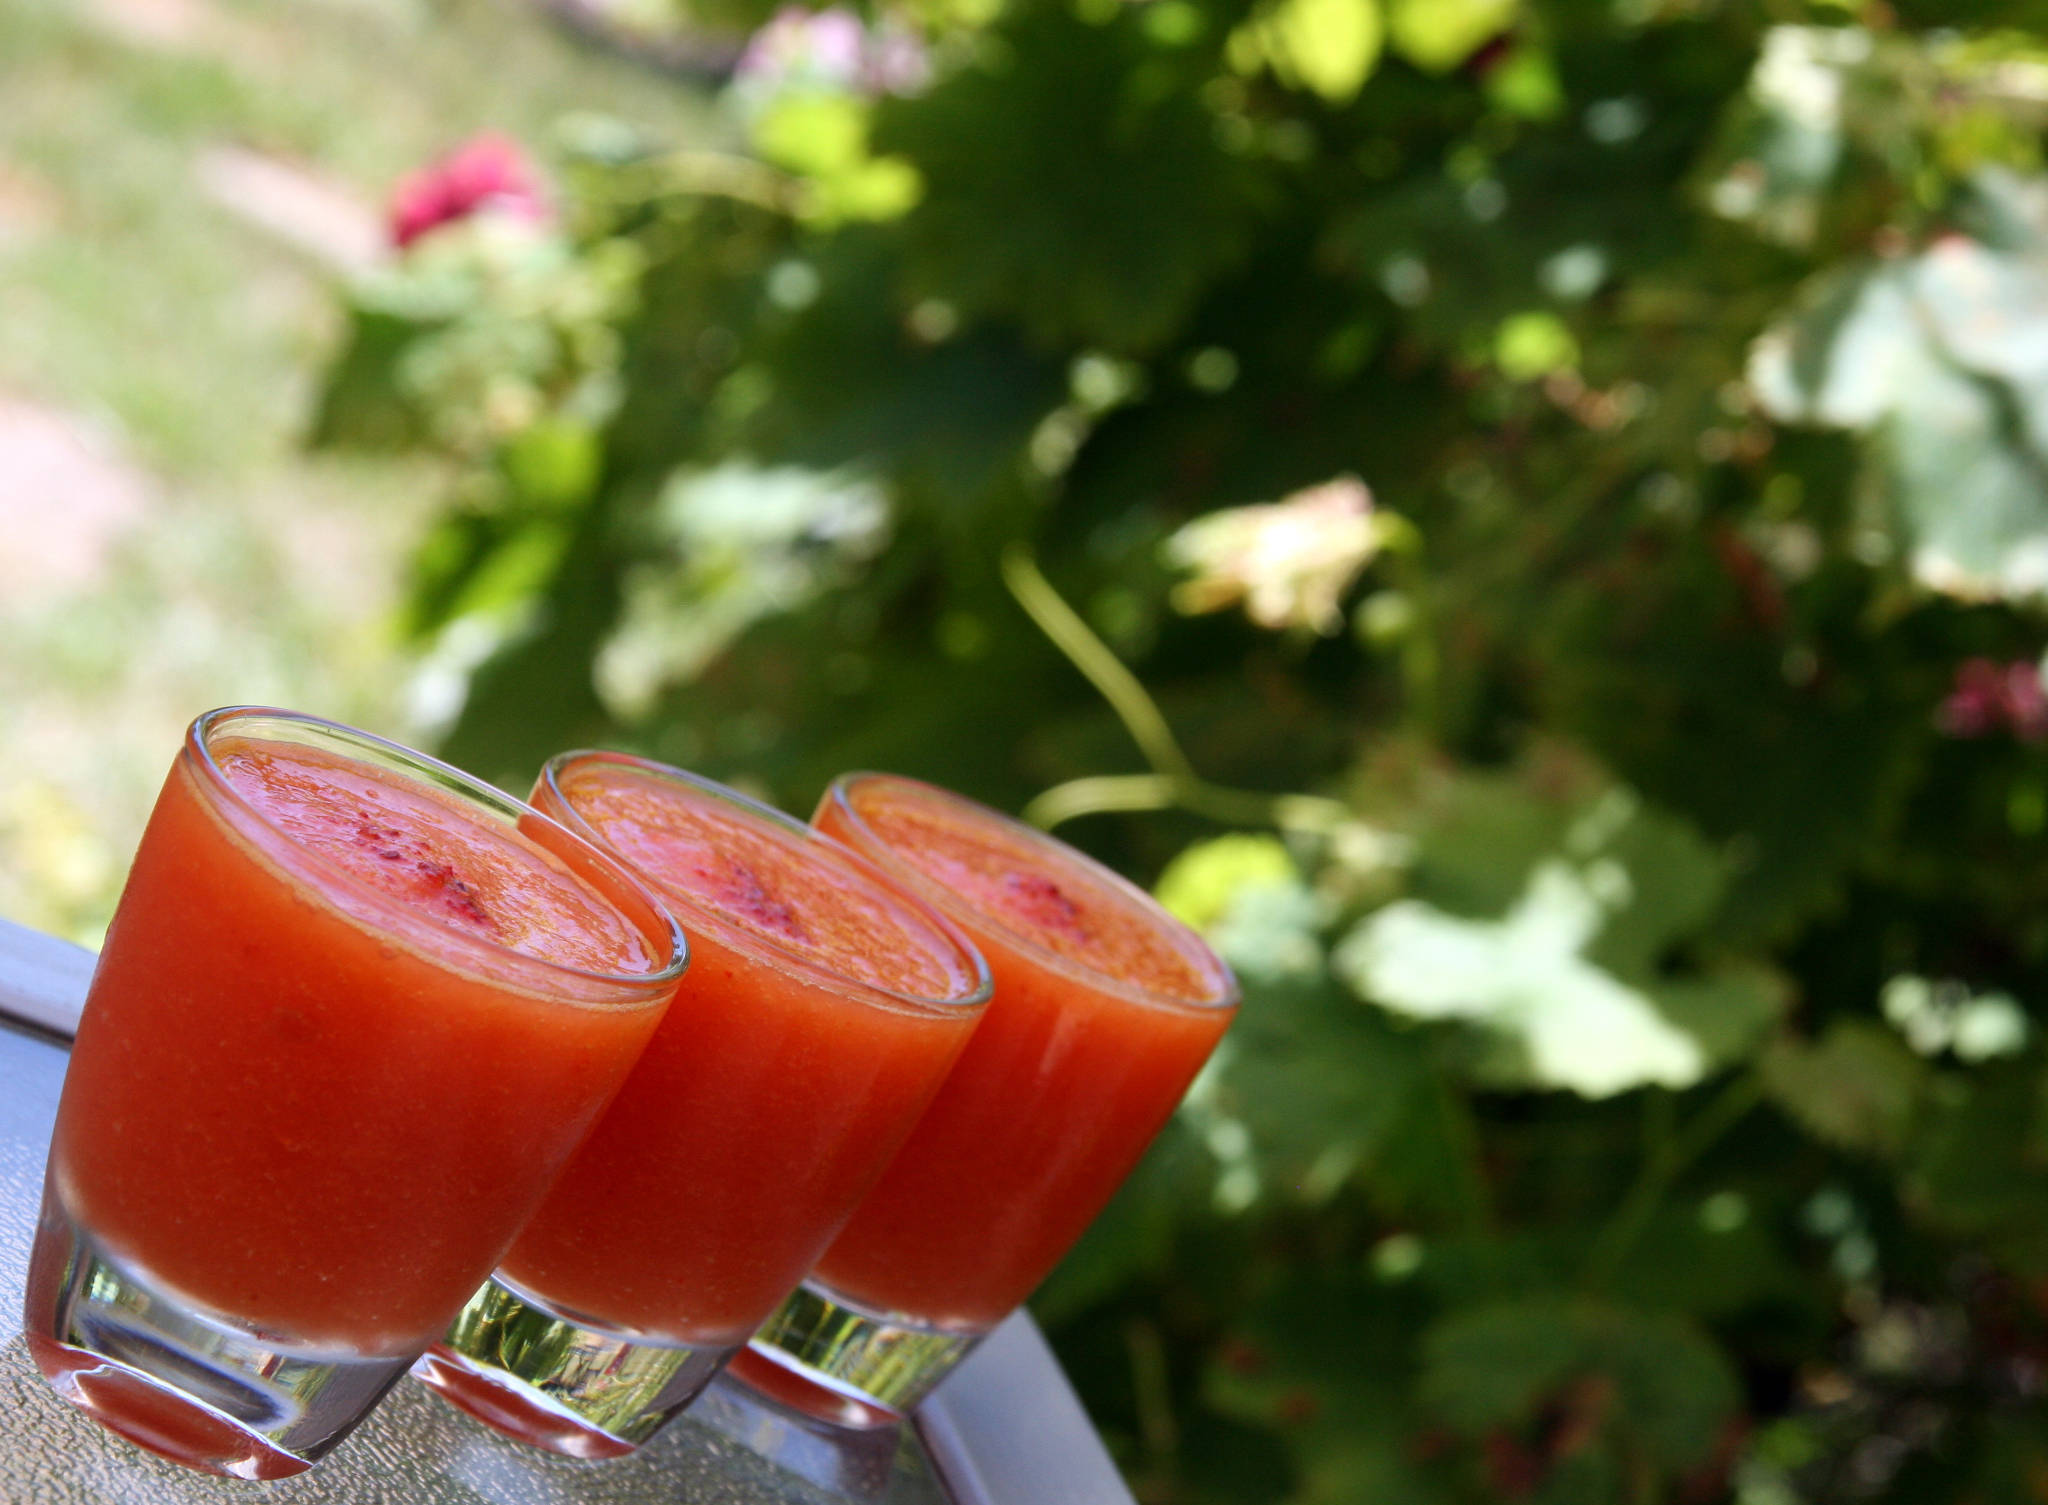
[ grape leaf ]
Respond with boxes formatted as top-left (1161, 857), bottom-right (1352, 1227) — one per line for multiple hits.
top-left (1703, 25), bottom-right (1861, 250)
top-left (875, 4), bottom-right (1262, 352)
top-left (1385, 0), bottom-right (1514, 76)
top-left (1751, 171), bottom-right (2048, 604)
top-left (1533, 537), bottom-right (1931, 947)
top-left (1212, 964), bottom-right (1436, 1204)
top-left (1332, 758), bottom-right (1785, 1097)
top-left (1205, 1264), bottom-right (1448, 1505)
top-left (1419, 1299), bottom-right (1742, 1474)
top-left (1759, 1019), bottom-right (1928, 1159)
top-left (1250, 0), bottom-right (1383, 103)
top-left (1903, 1060), bottom-right (2048, 1273)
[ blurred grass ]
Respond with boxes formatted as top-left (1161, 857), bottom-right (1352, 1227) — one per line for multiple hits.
top-left (0, 0), bottom-right (716, 946)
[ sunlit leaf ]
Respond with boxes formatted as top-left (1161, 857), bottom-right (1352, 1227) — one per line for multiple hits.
top-left (1494, 310), bottom-right (1578, 380)
top-left (594, 463), bottom-right (889, 720)
top-left (1261, 0), bottom-right (1382, 103)
top-left (1338, 862), bottom-right (1708, 1097)
top-left (753, 93), bottom-right (923, 224)
top-left (1155, 833), bottom-right (1299, 932)
top-left (499, 417), bottom-right (601, 511)
top-left (753, 94), bottom-right (872, 180)
top-left (1751, 185), bottom-right (2048, 604)
top-left (1748, 262), bottom-right (1918, 430)
top-left (1705, 26), bottom-right (1860, 248)
top-left (1385, 0), bottom-right (1514, 75)
top-left (1484, 44), bottom-right (1564, 121)
top-left (1333, 761), bottom-right (1784, 1097)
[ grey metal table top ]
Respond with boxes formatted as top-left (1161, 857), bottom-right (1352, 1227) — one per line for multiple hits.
top-left (0, 920), bottom-right (1134, 1505)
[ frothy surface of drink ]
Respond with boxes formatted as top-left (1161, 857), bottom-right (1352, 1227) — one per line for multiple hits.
top-left (216, 738), bottom-right (655, 976)
top-left (556, 762), bottom-right (975, 1001)
top-left (845, 779), bottom-right (1226, 1005)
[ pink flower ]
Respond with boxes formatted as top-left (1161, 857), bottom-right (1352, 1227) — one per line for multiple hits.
top-left (734, 6), bottom-right (929, 97)
top-left (1938, 658), bottom-right (2048, 743)
top-left (2007, 664), bottom-right (2048, 743)
top-left (389, 134), bottom-right (550, 250)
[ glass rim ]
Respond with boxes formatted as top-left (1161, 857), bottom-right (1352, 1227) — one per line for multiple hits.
top-left (536, 750), bottom-right (994, 1015)
top-left (820, 771), bottom-right (1241, 1015)
top-left (187, 707), bottom-right (689, 997)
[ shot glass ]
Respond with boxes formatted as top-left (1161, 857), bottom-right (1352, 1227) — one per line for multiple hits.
top-left (24, 708), bottom-right (687, 1479)
top-left (415, 752), bottom-right (991, 1459)
top-left (735, 772), bottom-right (1238, 1422)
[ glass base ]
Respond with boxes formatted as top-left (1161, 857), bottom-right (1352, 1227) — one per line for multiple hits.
top-left (725, 1345), bottom-right (904, 1431)
top-left (23, 1179), bottom-right (413, 1479)
top-left (743, 1281), bottom-right (984, 1423)
top-left (691, 1368), bottom-right (915, 1497)
top-left (415, 1276), bottom-right (735, 1459)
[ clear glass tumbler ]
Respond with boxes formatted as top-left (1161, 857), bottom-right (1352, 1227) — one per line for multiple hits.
top-left (415, 752), bottom-right (991, 1459)
top-left (735, 772), bottom-right (1238, 1423)
top-left (24, 708), bottom-right (687, 1478)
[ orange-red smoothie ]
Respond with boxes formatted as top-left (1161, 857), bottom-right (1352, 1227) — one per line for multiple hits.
top-left (503, 753), bottom-right (990, 1343)
top-left (807, 773), bottom-right (1236, 1332)
top-left (49, 714), bottom-right (682, 1356)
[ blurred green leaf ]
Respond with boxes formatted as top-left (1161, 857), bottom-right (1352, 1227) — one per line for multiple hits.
top-left (1419, 1299), bottom-right (1742, 1474)
top-left (435, 501), bottom-right (629, 790)
top-left (1904, 1060), bottom-right (2048, 1271)
top-left (753, 94), bottom-right (923, 224)
top-left (1703, 26), bottom-right (1859, 250)
top-left (735, 228), bottom-right (1067, 497)
top-left (1752, 171), bottom-right (2048, 603)
top-left (1385, 0), bottom-right (1514, 75)
top-left (596, 462), bottom-right (890, 720)
top-left (1606, 1202), bottom-right (1804, 1318)
top-left (1155, 833), bottom-right (1300, 931)
top-left (1534, 532), bottom-right (1932, 946)
top-left (500, 417), bottom-right (602, 511)
top-left (1253, 0), bottom-right (1382, 104)
top-left (1206, 1264), bottom-right (1446, 1505)
top-left (1494, 310), bottom-right (1578, 381)
top-left (1484, 44), bottom-right (1564, 121)
top-left (1211, 967), bottom-right (1434, 1205)
top-left (310, 307), bottom-right (437, 451)
top-left (1334, 761), bottom-right (1784, 1097)
top-left (876, 4), bottom-right (1262, 351)
top-left (1760, 1019), bottom-right (1929, 1159)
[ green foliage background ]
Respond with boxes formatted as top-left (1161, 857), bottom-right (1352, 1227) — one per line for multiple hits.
top-left (320, 0), bottom-right (2048, 1498)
